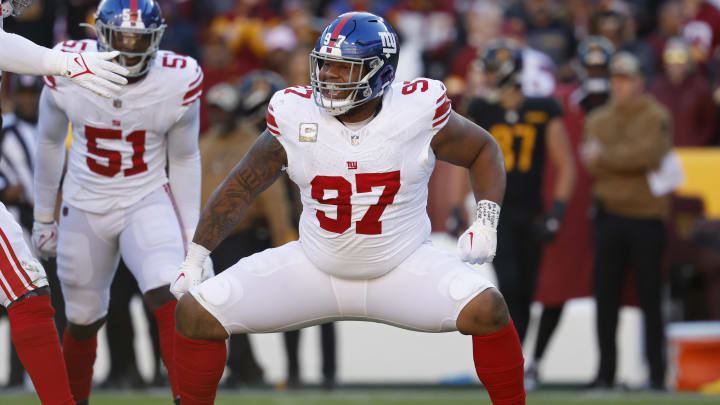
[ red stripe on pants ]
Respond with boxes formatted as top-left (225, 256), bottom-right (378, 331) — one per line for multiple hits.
top-left (0, 227), bottom-right (35, 300)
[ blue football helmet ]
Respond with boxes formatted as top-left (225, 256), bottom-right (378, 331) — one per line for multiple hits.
top-left (2, 0), bottom-right (32, 17)
top-left (94, 0), bottom-right (166, 78)
top-left (310, 12), bottom-right (399, 116)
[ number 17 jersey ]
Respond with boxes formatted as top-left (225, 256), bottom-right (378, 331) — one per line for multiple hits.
top-left (267, 78), bottom-right (452, 280)
top-left (43, 40), bottom-right (202, 214)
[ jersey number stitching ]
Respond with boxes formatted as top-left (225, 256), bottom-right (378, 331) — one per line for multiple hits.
top-left (401, 79), bottom-right (429, 95)
top-left (284, 86), bottom-right (313, 99)
top-left (489, 123), bottom-right (537, 172)
top-left (162, 54), bottom-right (188, 69)
top-left (60, 40), bottom-right (89, 53)
top-left (85, 126), bottom-right (148, 177)
top-left (311, 171), bottom-right (401, 235)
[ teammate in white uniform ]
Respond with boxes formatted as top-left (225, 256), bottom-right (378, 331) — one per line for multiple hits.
top-left (0, 1), bottom-right (128, 403)
top-left (31, 1), bottom-right (207, 403)
top-left (170, 12), bottom-right (526, 405)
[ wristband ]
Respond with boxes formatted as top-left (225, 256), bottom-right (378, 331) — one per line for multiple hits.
top-left (185, 242), bottom-right (210, 268)
top-left (33, 210), bottom-right (55, 224)
top-left (475, 200), bottom-right (501, 229)
top-left (41, 49), bottom-right (67, 77)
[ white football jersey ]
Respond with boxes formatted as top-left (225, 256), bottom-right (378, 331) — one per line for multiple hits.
top-left (267, 78), bottom-right (451, 279)
top-left (43, 40), bottom-right (203, 214)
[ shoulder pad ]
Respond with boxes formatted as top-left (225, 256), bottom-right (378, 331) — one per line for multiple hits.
top-left (154, 52), bottom-right (204, 106)
top-left (389, 78), bottom-right (450, 129)
top-left (266, 86), bottom-right (315, 137)
top-left (274, 85), bottom-right (314, 106)
top-left (52, 39), bottom-right (97, 54)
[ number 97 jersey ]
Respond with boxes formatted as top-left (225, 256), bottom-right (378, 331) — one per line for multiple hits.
top-left (42, 40), bottom-right (203, 214)
top-left (267, 78), bottom-right (452, 280)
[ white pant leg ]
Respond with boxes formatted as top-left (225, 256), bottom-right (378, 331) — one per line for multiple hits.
top-left (190, 240), bottom-right (495, 336)
top-left (190, 241), bottom-right (342, 335)
top-left (359, 240), bottom-right (495, 332)
top-left (119, 186), bottom-right (185, 294)
top-left (57, 204), bottom-right (121, 325)
top-left (0, 202), bottom-right (47, 307)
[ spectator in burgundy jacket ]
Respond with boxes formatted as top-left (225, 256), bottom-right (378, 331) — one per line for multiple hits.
top-left (650, 37), bottom-right (717, 146)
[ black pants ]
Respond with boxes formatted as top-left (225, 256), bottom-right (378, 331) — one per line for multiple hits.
top-left (593, 212), bottom-right (666, 387)
top-left (211, 230), bottom-right (266, 384)
top-left (104, 261), bottom-right (160, 386)
top-left (532, 304), bottom-right (565, 363)
top-left (283, 322), bottom-right (337, 387)
top-left (493, 217), bottom-right (544, 344)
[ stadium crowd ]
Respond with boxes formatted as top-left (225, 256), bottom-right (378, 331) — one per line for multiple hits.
top-left (1, 0), bottom-right (719, 395)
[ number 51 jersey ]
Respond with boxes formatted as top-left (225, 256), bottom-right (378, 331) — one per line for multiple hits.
top-left (42, 40), bottom-right (203, 214)
top-left (267, 78), bottom-right (452, 280)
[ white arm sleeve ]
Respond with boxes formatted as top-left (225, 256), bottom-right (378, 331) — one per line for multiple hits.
top-left (167, 102), bottom-right (201, 243)
top-left (33, 88), bottom-right (69, 222)
top-left (0, 28), bottom-right (64, 76)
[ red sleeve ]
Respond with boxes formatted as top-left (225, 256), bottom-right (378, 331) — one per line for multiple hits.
top-left (182, 65), bottom-right (204, 106)
top-left (266, 104), bottom-right (280, 136)
top-left (431, 89), bottom-right (452, 129)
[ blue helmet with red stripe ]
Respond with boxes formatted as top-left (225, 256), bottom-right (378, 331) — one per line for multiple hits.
top-left (94, 0), bottom-right (166, 78)
top-left (310, 12), bottom-right (399, 116)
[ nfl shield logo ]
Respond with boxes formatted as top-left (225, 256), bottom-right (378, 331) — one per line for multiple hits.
top-left (351, 134), bottom-right (360, 146)
top-left (113, 99), bottom-right (122, 109)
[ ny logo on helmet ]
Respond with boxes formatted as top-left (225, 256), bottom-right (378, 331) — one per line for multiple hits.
top-left (121, 8), bottom-right (144, 28)
top-left (379, 32), bottom-right (397, 57)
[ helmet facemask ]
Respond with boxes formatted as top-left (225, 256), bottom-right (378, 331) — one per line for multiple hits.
top-left (310, 50), bottom-right (385, 116)
top-left (95, 17), bottom-right (165, 78)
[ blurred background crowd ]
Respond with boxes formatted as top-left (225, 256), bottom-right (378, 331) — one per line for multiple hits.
top-left (1, 0), bottom-right (720, 395)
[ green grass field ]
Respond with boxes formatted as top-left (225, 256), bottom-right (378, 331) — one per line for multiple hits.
top-left (1, 389), bottom-right (718, 405)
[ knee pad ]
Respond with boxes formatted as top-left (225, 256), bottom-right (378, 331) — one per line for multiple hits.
top-left (191, 275), bottom-right (235, 307)
top-left (17, 258), bottom-right (48, 289)
top-left (447, 270), bottom-right (488, 302)
top-left (62, 285), bottom-right (109, 325)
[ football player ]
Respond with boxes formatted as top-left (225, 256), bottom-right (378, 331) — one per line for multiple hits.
top-left (32, 1), bottom-right (209, 404)
top-left (170, 12), bottom-right (526, 405)
top-left (466, 40), bottom-right (575, 345)
top-left (0, 0), bottom-right (128, 403)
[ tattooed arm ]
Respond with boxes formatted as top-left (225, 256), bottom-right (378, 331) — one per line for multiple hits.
top-left (193, 130), bottom-right (287, 251)
top-left (169, 130), bottom-right (287, 299)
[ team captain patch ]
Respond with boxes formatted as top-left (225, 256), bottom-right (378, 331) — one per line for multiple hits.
top-left (299, 123), bottom-right (318, 142)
